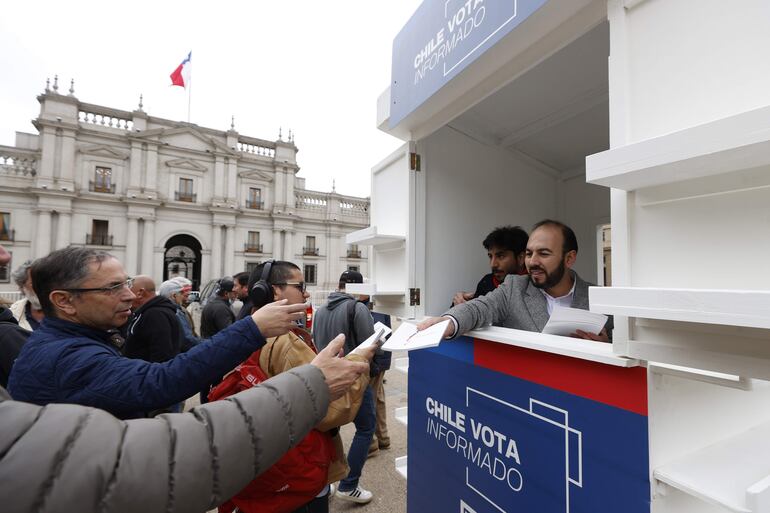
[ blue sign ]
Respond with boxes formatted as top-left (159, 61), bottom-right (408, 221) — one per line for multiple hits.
top-left (407, 339), bottom-right (650, 513)
top-left (390, 0), bottom-right (549, 127)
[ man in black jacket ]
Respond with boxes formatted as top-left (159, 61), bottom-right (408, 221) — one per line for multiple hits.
top-left (124, 275), bottom-right (182, 363)
top-left (201, 276), bottom-right (236, 338)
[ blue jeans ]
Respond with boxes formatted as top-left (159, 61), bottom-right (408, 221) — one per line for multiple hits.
top-left (339, 386), bottom-right (376, 491)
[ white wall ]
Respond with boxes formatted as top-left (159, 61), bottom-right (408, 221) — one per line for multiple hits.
top-left (422, 126), bottom-right (557, 316)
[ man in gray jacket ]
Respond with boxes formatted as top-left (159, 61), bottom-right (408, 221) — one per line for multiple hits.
top-left (419, 220), bottom-right (611, 341)
top-left (313, 270), bottom-right (377, 504)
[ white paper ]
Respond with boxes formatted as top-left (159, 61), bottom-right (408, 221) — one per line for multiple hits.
top-left (381, 320), bottom-right (450, 352)
top-left (542, 306), bottom-right (608, 337)
top-left (351, 322), bottom-right (392, 353)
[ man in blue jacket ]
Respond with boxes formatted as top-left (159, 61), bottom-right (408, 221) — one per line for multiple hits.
top-left (8, 246), bottom-right (311, 419)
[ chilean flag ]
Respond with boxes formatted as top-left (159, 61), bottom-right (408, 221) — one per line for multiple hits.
top-left (170, 51), bottom-right (191, 88)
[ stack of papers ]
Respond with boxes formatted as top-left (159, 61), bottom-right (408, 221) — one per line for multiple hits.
top-left (381, 320), bottom-right (450, 352)
top-left (351, 322), bottom-right (393, 354)
top-left (542, 306), bottom-right (608, 337)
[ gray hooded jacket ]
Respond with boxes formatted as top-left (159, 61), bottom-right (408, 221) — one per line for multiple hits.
top-left (0, 364), bottom-right (328, 513)
top-left (312, 292), bottom-right (374, 354)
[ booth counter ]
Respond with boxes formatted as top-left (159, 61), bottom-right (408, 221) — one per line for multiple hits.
top-left (406, 330), bottom-right (647, 513)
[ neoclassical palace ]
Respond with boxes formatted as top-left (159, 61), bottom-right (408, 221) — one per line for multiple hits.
top-left (0, 79), bottom-right (369, 293)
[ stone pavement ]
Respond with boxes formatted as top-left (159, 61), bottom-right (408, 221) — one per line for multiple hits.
top-left (332, 351), bottom-right (408, 513)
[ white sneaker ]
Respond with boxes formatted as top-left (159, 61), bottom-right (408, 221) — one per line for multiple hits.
top-left (335, 485), bottom-right (373, 504)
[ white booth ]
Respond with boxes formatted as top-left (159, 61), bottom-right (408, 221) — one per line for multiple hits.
top-left (349, 1), bottom-right (770, 512)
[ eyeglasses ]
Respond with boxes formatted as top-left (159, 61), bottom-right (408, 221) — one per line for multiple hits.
top-left (61, 277), bottom-right (135, 296)
top-left (275, 281), bottom-right (306, 293)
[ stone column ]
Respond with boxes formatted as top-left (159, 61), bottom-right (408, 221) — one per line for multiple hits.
top-left (59, 129), bottom-right (76, 186)
top-left (214, 156), bottom-right (225, 200)
top-left (226, 157), bottom-right (237, 203)
top-left (283, 230), bottom-right (293, 260)
top-left (211, 225), bottom-right (223, 278)
top-left (125, 217), bottom-right (139, 275)
top-left (224, 225), bottom-right (235, 274)
top-left (272, 230), bottom-right (282, 260)
top-left (129, 142), bottom-right (143, 190)
top-left (145, 145), bottom-right (158, 194)
top-left (35, 210), bottom-right (52, 257)
top-left (55, 211), bottom-right (72, 250)
top-left (140, 218), bottom-right (155, 277)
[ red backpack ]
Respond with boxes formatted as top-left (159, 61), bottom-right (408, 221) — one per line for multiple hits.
top-left (209, 346), bottom-right (335, 513)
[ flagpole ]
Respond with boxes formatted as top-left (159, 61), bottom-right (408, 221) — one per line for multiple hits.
top-left (187, 72), bottom-right (192, 123)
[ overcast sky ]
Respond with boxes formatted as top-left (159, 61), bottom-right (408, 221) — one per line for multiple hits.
top-left (0, 1), bottom-right (422, 198)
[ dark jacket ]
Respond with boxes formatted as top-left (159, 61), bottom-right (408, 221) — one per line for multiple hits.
top-left (0, 307), bottom-right (30, 388)
top-left (176, 306), bottom-right (200, 351)
top-left (124, 295), bottom-right (182, 363)
top-left (0, 362), bottom-right (330, 513)
top-left (312, 292), bottom-right (374, 355)
top-left (201, 295), bottom-right (235, 338)
top-left (8, 316), bottom-right (266, 419)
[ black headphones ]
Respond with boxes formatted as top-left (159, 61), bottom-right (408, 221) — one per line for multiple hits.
top-left (249, 260), bottom-right (275, 307)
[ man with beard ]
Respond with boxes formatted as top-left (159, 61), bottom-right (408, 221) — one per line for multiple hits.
top-left (418, 219), bottom-right (611, 342)
top-left (451, 226), bottom-right (528, 306)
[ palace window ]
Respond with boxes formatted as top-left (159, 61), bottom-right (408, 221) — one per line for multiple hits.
top-left (246, 187), bottom-right (263, 209)
top-left (0, 212), bottom-right (13, 242)
top-left (303, 236), bottom-right (318, 256)
top-left (87, 219), bottom-right (112, 246)
top-left (304, 264), bottom-right (317, 286)
top-left (245, 231), bottom-right (262, 252)
top-left (90, 166), bottom-right (114, 193)
top-left (176, 178), bottom-right (196, 202)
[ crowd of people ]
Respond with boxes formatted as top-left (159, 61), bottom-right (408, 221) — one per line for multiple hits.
top-left (0, 217), bottom-right (609, 513)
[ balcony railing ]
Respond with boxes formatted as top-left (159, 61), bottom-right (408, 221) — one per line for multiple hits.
top-left (245, 199), bottom-right (264, 209)
top-left (86, 233), bottom-right (113, 246)
top-left (175, 191), bottom-right (196, 202)
top-left (347, 249), bottom-right (362, 259)
top-left (89, 180), bottom-right (116, 193)
top-left (244, 243), bottom-right (263, 253)
top-left (303, 246), bottom-right (319, 256)
top-left (0, 229), bottom-right (15, 242)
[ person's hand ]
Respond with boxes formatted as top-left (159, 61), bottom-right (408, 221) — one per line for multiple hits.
top-left (571, 328), bottom-right (610, 343)
top-left (452, 291), bottom-right (474, 305)
top-left (311, 334), bottom-right (369, 400)
top-left (416, 316), bottom-right (455, 338)
top-left (250, 299), bottom-right (307, 338)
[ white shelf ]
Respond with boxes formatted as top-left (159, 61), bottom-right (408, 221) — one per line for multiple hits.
top-left (586, 104), bottom-right (770, 191)
top-left (394, 357), bottom-right (409, 374)
top-left (395, 456), bottom-right (408, 479)
top-left (345, 225), bottom-right (405, 246)
top-left (654, 421), bottom-right (770, 513)
top-left (395, 406), bottom-right (408, 426)
top-left (589, 287), bottom-right (770, 330)
top-left (466, 326), bottom-right (639, 367)
top-left (345, 283), bottom-right (405, 299)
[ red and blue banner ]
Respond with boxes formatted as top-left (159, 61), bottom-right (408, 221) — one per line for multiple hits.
top-left (407, 337), bottom-right (650, 513)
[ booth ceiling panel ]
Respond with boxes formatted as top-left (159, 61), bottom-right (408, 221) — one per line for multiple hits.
top-left (452, 21), bottom-right (610, 174)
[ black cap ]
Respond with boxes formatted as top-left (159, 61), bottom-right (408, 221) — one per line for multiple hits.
top-left (217, 276), bottom-right (235, 293)
top-left (339, 270), bottom-right (363, 284)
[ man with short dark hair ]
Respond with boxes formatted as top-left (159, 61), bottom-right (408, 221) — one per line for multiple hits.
top-left (452, 225), bottom-right (529, 305)
top-left (7, 247), bottom-right (316, 419)
top-left (200, 276), bottom-right (236, 338)
top-left (313, 270), bottom-right (377, 504)
top-left (420, 219), bottom-right (611, 342)
top-left (234, 270), bottom-right (254, 320)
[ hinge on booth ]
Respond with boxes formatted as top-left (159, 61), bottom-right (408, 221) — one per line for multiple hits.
top-left (409, 288), bottom-right (421, 306)
top-left (409, 152), bottom-right (421, 171)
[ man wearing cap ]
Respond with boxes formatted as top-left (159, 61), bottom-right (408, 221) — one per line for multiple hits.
top-left (201, 276), bottom-right (236, 339)
top-left (312, 270), bottom-right (378, 504)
